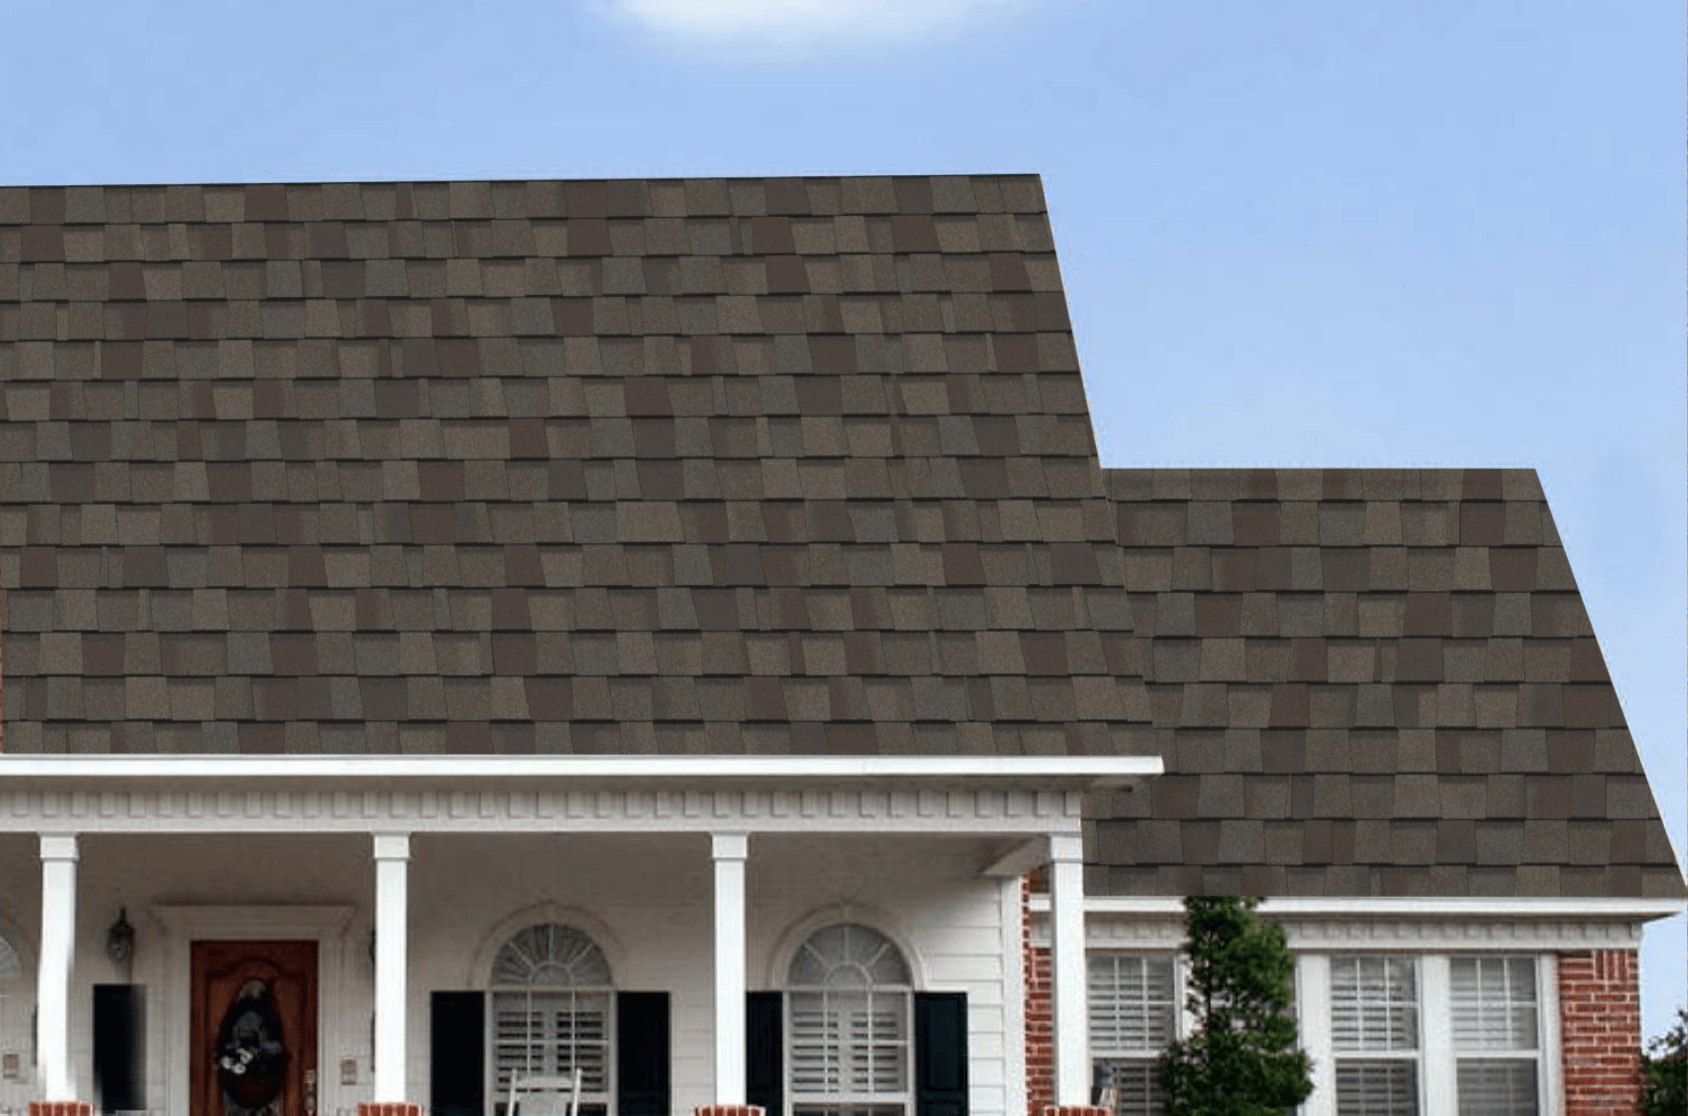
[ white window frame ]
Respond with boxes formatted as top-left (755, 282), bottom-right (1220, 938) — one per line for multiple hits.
top-left (485, 924), bottom-right (617, 1116)
top-left (1326, 955), bottom-right (1422, 1116)
top-left (1444, 955), bottom-right (1546, 1115)
top-left (1086, 952), bottom-right (1191, 1116)
top-left (785, 924), bottom-right (915, 1116)
top-left (1296, 953), bottom-right (1555, 1116)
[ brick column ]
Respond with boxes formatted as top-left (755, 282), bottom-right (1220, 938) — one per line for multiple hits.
top-left (1557, 949), bottom-right (1643, 1115)
top-left (1023, 875), bottom-right (1055, 1116)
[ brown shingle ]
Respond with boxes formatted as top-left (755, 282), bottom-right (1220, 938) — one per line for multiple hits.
top-left (1102, 465), bottom-right (1683, 898)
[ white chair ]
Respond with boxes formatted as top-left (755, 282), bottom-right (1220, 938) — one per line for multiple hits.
top-left (505, 1067), bottom-right (583, 1116)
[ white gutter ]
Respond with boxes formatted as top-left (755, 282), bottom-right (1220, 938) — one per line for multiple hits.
top-left (1028, 895), bottom-right (1685, 922)
top-left (0, 753), bottom-right (1162, 789)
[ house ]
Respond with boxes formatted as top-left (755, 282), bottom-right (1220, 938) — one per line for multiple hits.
top-left (0, 175), bottom-right (1679, 1116)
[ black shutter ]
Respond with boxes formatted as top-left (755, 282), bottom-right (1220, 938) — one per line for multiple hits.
top-left (746, 991), bottom-right (784, 1116)
top-left (616, 992), bottom-right (671, 1116)
top-left (915, 992), bottom-right (968, 1116)
top-left (92, 984), bottom-right (145, 1114)
top-left (431, 991), bottom-right (486, 1116)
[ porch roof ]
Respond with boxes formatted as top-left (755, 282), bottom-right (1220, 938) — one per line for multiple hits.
top-left (0, 752), bottom-right (1161, 839)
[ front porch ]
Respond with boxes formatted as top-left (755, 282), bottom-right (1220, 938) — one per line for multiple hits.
top-left (0, 756), bottom-right (1159, 1116)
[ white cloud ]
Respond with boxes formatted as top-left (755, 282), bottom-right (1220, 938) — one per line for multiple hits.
top-left (602, 0), bottom-right (1030, 47)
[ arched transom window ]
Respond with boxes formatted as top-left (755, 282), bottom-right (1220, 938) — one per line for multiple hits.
top-left (787, 923), bottom-right (913, 1116)
top-left (490, 924), bottom-right (614, 1115)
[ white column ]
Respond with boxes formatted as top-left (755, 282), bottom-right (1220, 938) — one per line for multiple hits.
top-left (372, 832), bottom-right (411, 1103)
top-left (1049, 832), bottom-right (1089, 1108)
top-left (712, 833), bottom-right (749, 1106)
top-left (1297, 954), bottom-right (1335, 1116)
top-left (38, 833), bottom-right (78, 1102)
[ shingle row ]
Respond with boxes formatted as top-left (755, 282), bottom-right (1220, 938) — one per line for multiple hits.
top-left (1, 223), bottom-right (1060, 266)
top-left (4, 586), bottom-right (1127, 631)
top-left (0, 177), bottom-right (1052, 226)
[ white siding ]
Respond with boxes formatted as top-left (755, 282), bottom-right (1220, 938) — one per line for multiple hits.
top-left (0, 829), bottom-right (1018, 1116)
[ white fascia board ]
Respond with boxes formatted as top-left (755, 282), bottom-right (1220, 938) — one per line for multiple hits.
top-left (1028, 895), bottom-right (1685, 923)
top-left (0, 753), bottom-right (1161, 790)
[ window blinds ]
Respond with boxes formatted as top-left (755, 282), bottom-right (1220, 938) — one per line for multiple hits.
top-left (1449, 958), bottom-right (1539, 1116)
top-left (1087, 956), bottom-right (1175, 1054)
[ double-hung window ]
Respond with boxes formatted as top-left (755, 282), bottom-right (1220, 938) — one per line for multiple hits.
top-left (1087, 954), bottom-right (1177, 1116)
top-left (1449, 957), bottom-right (1540, 1116)
top-left (1297, 952), bottom-right (1547, 1116)
top-left (1329, 956), bottom-right (1419, 1115)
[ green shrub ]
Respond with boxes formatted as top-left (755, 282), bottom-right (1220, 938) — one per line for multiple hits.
top-left (1157, 897), bottom-right (1313, 1116)
top-left (1640, 1007), bottom-right (1686, 1116)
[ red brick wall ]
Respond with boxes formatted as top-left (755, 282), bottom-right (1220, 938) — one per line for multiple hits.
top-left (1557, 949), bottom-right (1642, 1115)
top-left (1023, 875), bottom-right (1054, 1116)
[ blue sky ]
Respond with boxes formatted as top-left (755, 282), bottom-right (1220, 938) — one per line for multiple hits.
top-left (3, 0), bottom-right (1683, 1038)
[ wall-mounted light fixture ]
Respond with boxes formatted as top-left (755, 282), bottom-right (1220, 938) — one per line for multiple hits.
top-left (105, 908), bottom-right (135, 965)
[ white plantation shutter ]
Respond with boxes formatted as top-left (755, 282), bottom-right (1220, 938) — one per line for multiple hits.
top-left (489, 924), bottom-right (614, 1113)
top-left (492, 991), bottom-right (611, 1093)
top-left (787, 924), bottom-right (912, 1116)
top-left (1449, 958), bottom-right (1539, 1116)
top-left (1092, 1061), bottom-right (1166, 1116)
top-left (1087, 956), bottom-right (1175, 1116)
top-left (1088, 956), bottom-right (1175, 1054)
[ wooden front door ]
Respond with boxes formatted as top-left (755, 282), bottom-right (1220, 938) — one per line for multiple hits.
top-left (191, 941), bottom-right (318, 1116)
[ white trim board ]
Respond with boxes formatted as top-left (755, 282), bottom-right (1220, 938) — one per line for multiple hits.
top-left (0, 786), bottom-right (1091, 837)
top-left (1029, 895), bottom-right (1685, 921)
top-left (0, 754), bottom-right (1162, 789)
top-left (1026, 896), bottom-right (1675, 952)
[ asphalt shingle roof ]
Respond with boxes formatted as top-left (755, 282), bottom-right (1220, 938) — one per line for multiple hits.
top-left (1093, 467), bottom-right (1684, 899)
top-left (0, 177), bottom-right (1148, 759)
top-left (1, 177), bottom-right (1680, 899)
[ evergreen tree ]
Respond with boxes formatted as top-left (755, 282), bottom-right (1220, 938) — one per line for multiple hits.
top-left (1640, 1007), bottom-right (1687, 1116)
top-left (1157, 896), bottom-right (1313, 1116)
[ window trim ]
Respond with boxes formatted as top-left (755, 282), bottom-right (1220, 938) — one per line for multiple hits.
top-left (1295, 953), bottom-right (1557, 1116)
top-left (482, 921), bottom-right (618, 1116)
top-left (783, 923), bottom-right (916, 1116)
top-left (1086, 951), bottom-right (1187, 1116)
top-left (1326, 955), bottom-right (1421, 1115)
top-left (1086, 951), bottom-right (1561, 1116)
top-left (1443, 955), bottom-right (1547, 1115)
